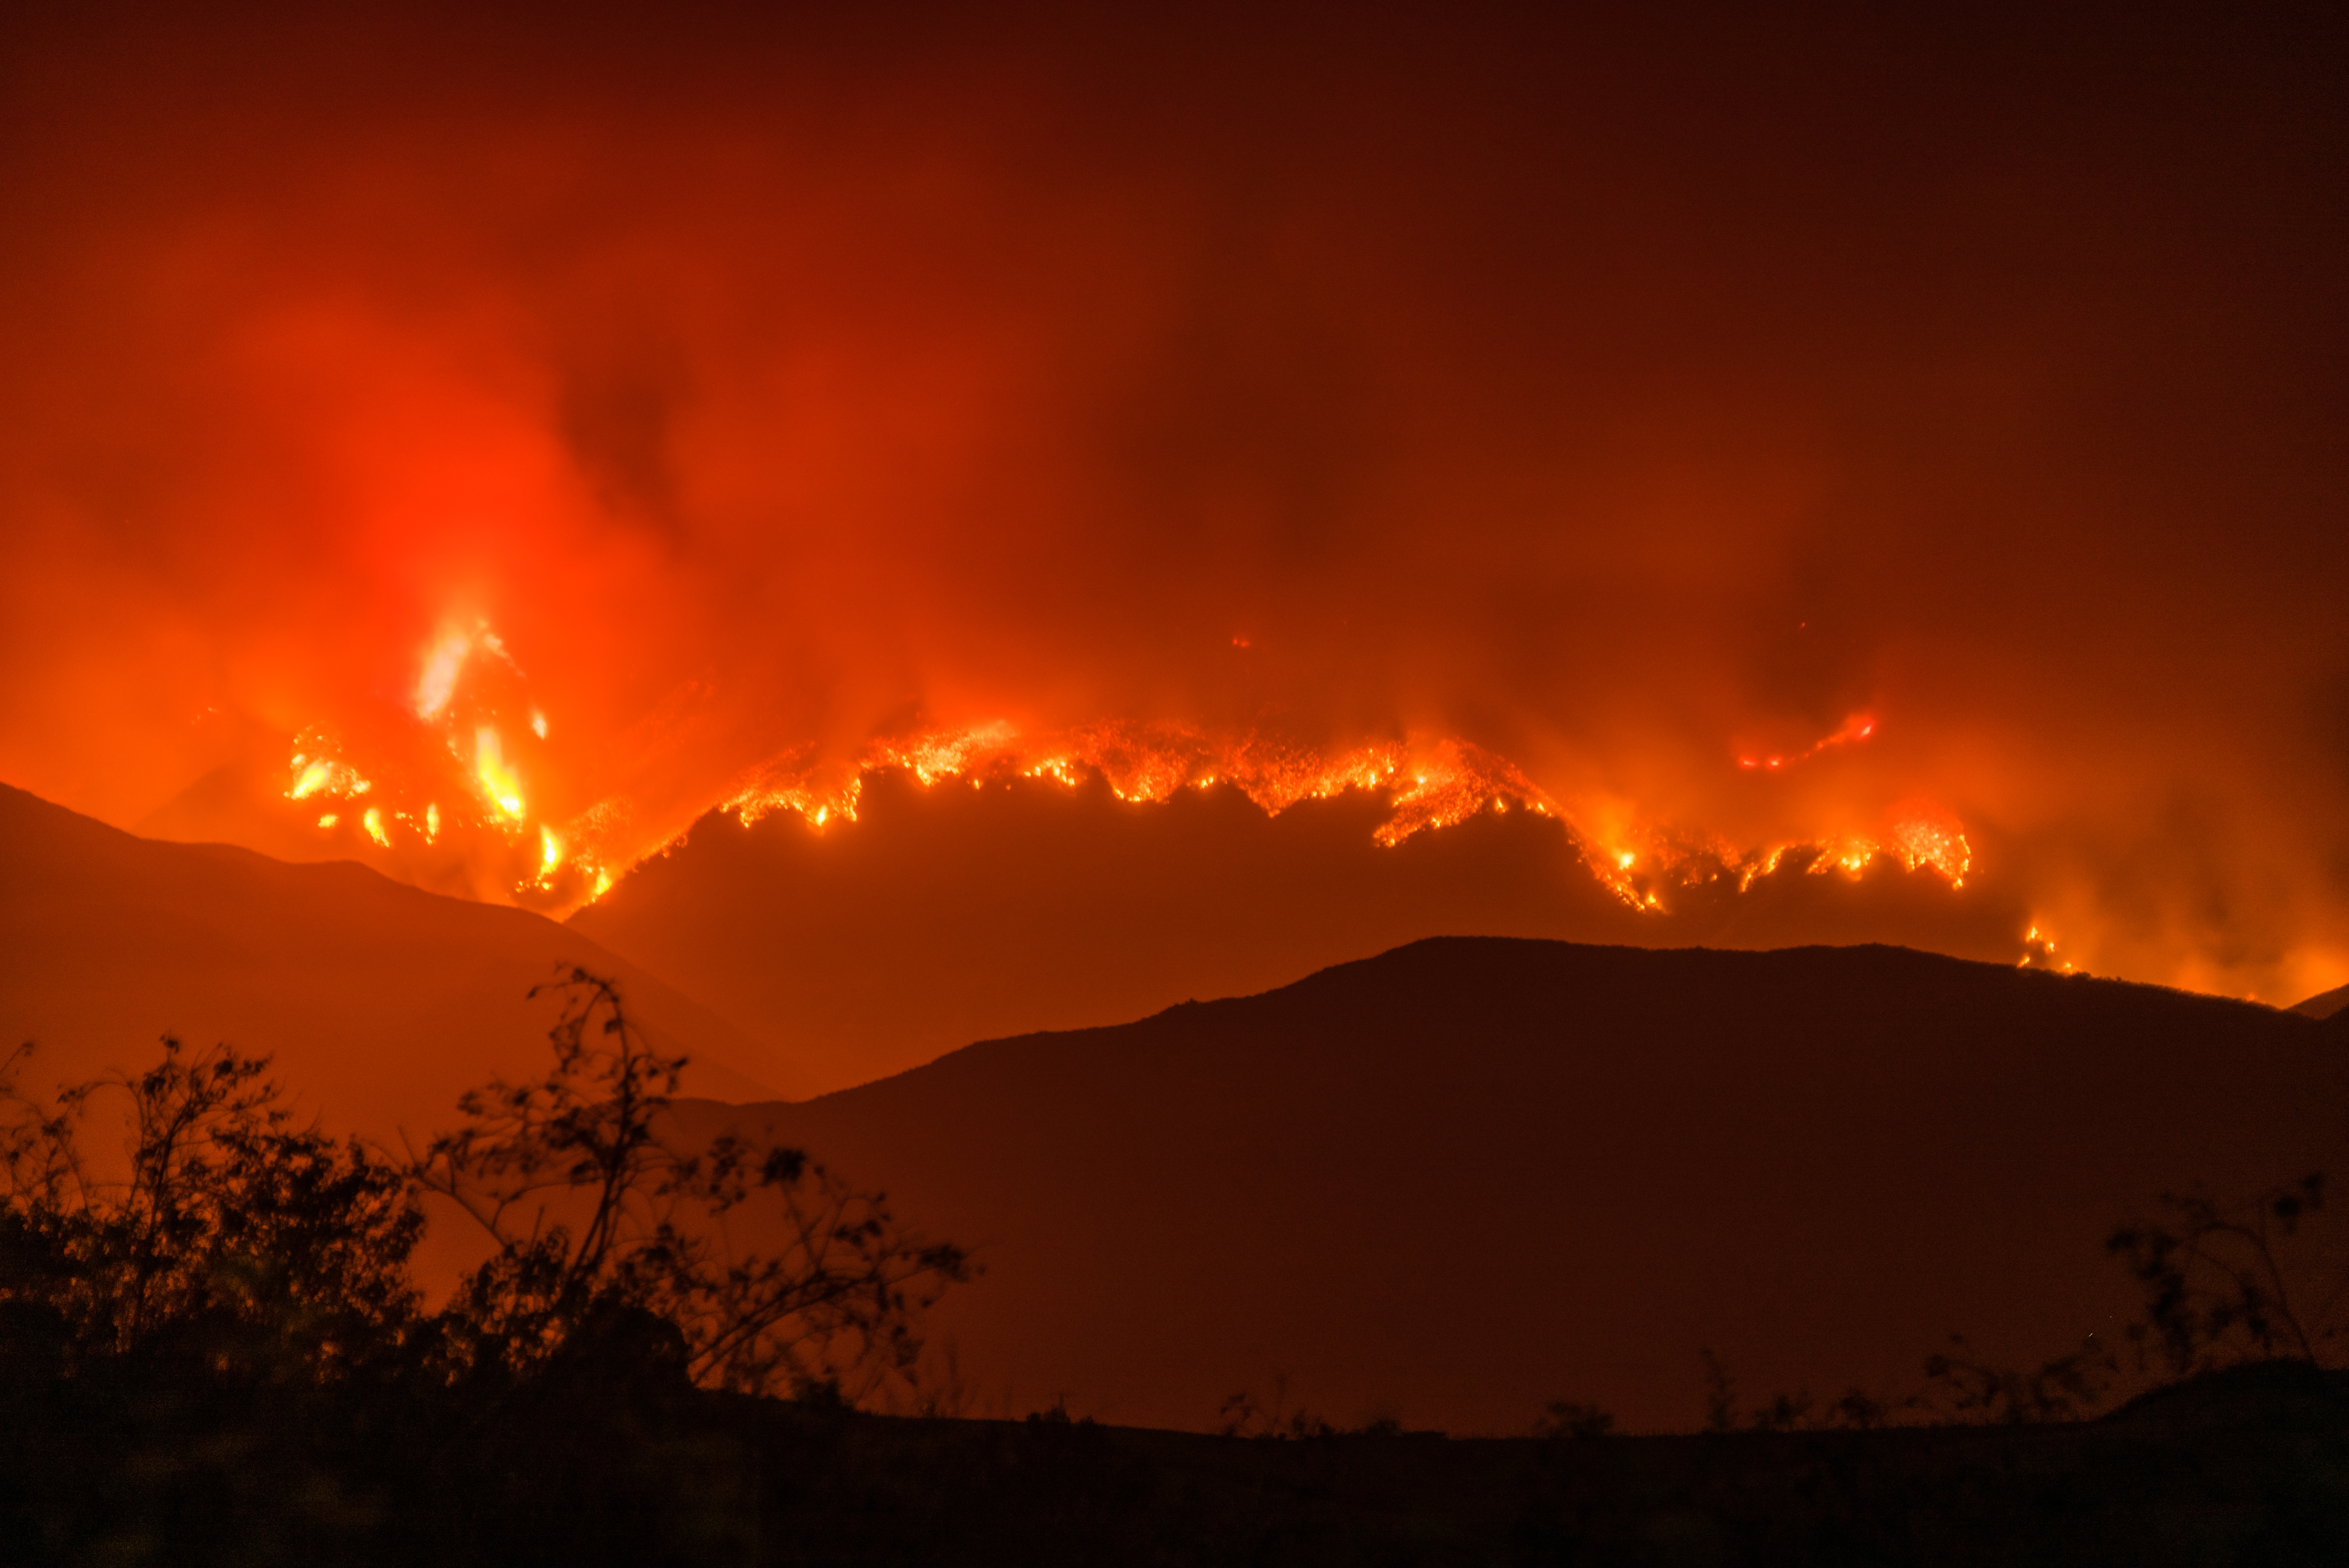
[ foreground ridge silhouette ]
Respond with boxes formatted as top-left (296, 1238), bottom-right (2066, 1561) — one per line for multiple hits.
top-left (689, 936), bottom-right (2349, 1434)
top-left (0, 952), bottom-right (2344, 1558)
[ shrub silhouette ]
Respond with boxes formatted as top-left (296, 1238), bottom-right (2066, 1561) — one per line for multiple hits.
top-left (412, 966), bottom-right (971, 1401)
top-left (0, 1037), bottom-right (422, 1383)
top-left (0, 966), bottom-right (968, 1409)
top-left (2108, 1172), bottom-right (2346, 1377)
top-left (1645, 1172), bottom-right (2349, 1437)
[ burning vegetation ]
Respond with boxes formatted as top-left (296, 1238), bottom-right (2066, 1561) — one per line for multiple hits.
top-left (274, 624), bottom-right (1973, 925)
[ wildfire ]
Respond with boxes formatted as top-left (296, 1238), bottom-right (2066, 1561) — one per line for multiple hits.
top-left (1738, 713), bottom-right (1877, 772)
top-left (2019, 923), bottom-right (2073, 972)
top-left (286, 753), bottom-right (369, 801)
top-left (722, 722), bottom-right (1549, 851)
top-left (278, 622), bottom-right (1978, 922)
top-left (473, 727), bottom-right (527, 821)
top-left (274, 620), bottom-right (624, 905)
top-left (717, 718), bottom-right (1970, 918)
top-left (415, 621), bottom-right (518, 721)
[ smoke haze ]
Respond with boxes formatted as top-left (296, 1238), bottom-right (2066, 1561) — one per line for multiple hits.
top-left (4, 2), bottom-right (2345, 1001)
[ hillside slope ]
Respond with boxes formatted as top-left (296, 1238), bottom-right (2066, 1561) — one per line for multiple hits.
top-left (0, 783), bottom-right (806, 1137)
top-left (691, 938), bottom-right (2349, 1433)
top-left (577, 769), bottom-right (2020, 1094)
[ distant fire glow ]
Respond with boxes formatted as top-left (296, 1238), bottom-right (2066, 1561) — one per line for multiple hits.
top-left (721, 718), bottom-right (1973, 917)
top-left (1739, 714), bottom-right (1878, 772)
top-left (267, 625), bottom-right (1977, 921)
top-left (2, 6), bottom-right (2342, 1032)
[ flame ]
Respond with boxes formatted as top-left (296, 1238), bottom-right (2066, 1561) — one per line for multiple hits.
top-left (1738, 713), bottom-right (1878, 772)
top-left (1889, 809), bottom-right (1971, 886)
top-left (473, 727), bottom-right (526, 821)
top-left (286, 755), bottom-right (370, 801)
top-left (717, 718), bottom-right (1971, 918)
top-left (2019, 922), bottom-right (2073, 972)
top-left (414, 629), bottom-right (472, 720)
top-left (286, 625), bottom-right (1979, 922)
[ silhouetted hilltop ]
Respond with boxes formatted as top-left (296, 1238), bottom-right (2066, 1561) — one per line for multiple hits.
top-left (690, 937), bottom-right (2349, 1433)
top-left (0, 782), bottom-right (801, 1130)
top-left (577, 767), bottom-right (2026, 1094)
top-left (2296, 980), bottom-right (2349, 1020)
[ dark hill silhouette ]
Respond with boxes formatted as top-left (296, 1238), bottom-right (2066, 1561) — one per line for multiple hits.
top-left (578, 767), bottom-right (2028, 1094)
top-left (2294, 980), bottom-right (2349, 1019)
top-left (684, 937), bottom-right (2349, 1434)
top-left (0, 782), bottom-right (803, 1134)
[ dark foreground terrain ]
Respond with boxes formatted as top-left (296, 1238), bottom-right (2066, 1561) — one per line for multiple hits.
top-left (696, 937), bottom-right (2349, 1433)
top-left (6, 1357), bottom-right (2343, 1566)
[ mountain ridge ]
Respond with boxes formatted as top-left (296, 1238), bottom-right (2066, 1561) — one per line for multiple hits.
top-left (0, 782), bottom-right (806, 1126)
top-left (686, 935), bottom-right (2349, 1433)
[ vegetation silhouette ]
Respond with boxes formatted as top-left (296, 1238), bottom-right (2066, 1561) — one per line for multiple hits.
top-left (1628, 1167), bottom-right (2349, 1443)
top-left (0, 967), bottom-right (968, 1561)
top-left (0, 1033), bottom-right (424, 1383)
top-left (411, 967), bottom-right (970, 1402)
top-left (0, 966), bottom-right (2343, 1562)
top-left (1215, 1374), bottom-right (1413, 1440)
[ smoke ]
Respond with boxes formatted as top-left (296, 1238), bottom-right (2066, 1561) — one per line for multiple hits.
top-left (2, 3), bottom-right (2344, 998)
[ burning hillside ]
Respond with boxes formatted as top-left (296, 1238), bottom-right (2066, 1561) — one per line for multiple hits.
top-left (254, 622), bottom-right (1973, 930)
top-left (1, 5), bottom-right (2342, 1006)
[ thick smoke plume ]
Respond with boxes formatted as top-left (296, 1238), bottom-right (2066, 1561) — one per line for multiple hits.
top-left (2, 4), bottom-right (2344, 1000)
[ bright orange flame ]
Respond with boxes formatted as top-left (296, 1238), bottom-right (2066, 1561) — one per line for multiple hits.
top-left (1889, 811), bottom-right (1971, 886)
top-left (473, 727), bottom-right (526, 821)
top-left (287, 756), bottom-right (369, 801)
top-left (361, 806), bottom-right (390, 847)
top-left (714, 719), bottom-right (1974, 919)
top-left (298, 627), bottom-right (1976, 921)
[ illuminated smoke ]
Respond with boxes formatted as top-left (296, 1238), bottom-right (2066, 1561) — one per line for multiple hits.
top-left (0, 8), bottom-right (2342, 1002)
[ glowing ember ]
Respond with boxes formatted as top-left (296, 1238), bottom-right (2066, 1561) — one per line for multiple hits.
top-left (1738, 713), bottom-right (1878, 771)
top-left (1889, 810), bottom-right (1972, 886)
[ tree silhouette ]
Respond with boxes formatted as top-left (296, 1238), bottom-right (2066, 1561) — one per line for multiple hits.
top-left (411, 966), bottom-right (971, 1402)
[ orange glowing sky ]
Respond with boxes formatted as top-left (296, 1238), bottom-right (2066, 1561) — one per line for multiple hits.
top-left (2, 4), bottom-right (2344, 1004)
